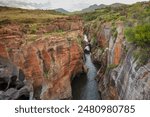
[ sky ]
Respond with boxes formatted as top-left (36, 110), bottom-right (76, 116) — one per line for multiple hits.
top-left (0, 0), bottom-right (149, 11)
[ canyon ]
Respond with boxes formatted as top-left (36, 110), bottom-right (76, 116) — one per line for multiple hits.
top-left (81, 1), bottom-right (150, 100)
top-left (87, 21), bottom-right (150, 100)
top-left (0, 1), bottom-right (150, 100)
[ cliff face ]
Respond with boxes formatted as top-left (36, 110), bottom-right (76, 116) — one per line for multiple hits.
top-left (90, 21), bottom-right (150, 100)
top-left (111, 48), bottom-right (150, 99)
top-left (0, 17), bottom-right (84, 99)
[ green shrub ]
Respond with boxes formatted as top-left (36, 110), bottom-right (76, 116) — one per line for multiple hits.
top-left (125, 23), bottom-right (150, 65)
top-left (29, 24), bottom-right (37, 34)
top-left (44, 70), bottom-right (50, 79)
top-left (118, 16), bottom-right (126, 21)
top-left (125, 23), bottom-right (150, 47)
top-left (105, 64), bottom-right (118, 74)
top-left (107, 64), bottom-right (118, 70)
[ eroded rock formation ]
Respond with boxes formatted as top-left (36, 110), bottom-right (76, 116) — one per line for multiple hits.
top-left (0, 16), bottom-right (85, 99)
top-left (89, 21), bottom-right (150, 100)
top-left (0, 57), bottom-right (33, 100)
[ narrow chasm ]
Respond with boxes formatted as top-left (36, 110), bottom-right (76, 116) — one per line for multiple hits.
top-left (71, 35), bottom-right (101, 100)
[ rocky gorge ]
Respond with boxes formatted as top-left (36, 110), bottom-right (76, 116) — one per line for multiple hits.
top-left (83, 1), bottom-right (150, 100)
top-left (0, 13), bottom-right (86, 99)
top-left (95, 22), bottom-right (150, 100)
top-left (91, 22), bottom-right (150, 100)
top-left (0, 1), bottom-right (150, 100)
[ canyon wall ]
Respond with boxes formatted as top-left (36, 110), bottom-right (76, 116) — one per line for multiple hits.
top-left (0, 16), bottom-right (85, 99)
top-left (90, 21), bottom-right (150, 100)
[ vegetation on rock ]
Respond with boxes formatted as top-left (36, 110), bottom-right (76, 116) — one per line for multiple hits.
top-left (125, 23), bottom-right (150, 47)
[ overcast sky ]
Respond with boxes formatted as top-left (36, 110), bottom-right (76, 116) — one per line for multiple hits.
top-left (0, 0), bottom-right (149, 11)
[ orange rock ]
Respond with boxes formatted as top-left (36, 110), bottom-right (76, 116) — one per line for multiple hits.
top-left (113, 22), bottom-right (124, 65)
top-left (113, 41), bottom-right (122, 65)
top-left (97, 23), bottom-right (111, 48)
top-left (0, 17), bottom-right (84, 99)
top-left (98, 33), bottom-right (107, 48)
top-left (0, 43), bottom-right (9, 59)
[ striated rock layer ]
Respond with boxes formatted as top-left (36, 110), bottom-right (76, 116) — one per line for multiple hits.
top-left (90, 21), bottom-right (150, 100)
top-left (0, 16), bottom-right (85, 99)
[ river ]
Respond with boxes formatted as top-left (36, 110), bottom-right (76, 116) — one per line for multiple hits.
top-left (71, 53), bottom-right (101, 100)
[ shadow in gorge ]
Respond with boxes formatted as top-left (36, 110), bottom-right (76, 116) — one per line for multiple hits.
top-left (71, 73), bottom-right (88, 100)
top-left (71, 54), bottom-right (101, 100)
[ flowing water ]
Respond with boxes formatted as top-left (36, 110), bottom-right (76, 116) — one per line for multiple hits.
top-left (72, 53), bottom-right (101, 100)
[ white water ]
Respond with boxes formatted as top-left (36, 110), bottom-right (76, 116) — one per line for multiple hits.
top-left (84, 34), bottom-right (88, 42)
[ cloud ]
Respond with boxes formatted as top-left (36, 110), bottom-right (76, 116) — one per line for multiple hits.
top-left (0, 0), bottom-right (50, 4)
top-left (0, 0), bottom-right (51, 9)
top-left (68, 3), bottom-right (90, 11)
top-left (0, 0), bottom-right (149, 11)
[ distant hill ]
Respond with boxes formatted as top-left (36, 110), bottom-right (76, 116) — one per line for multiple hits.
top-left (110, 3), bottom-right (125, 8)
top-left (80, 3), bottom-right (125, 13)
top-left (81, 4), bottom-right (106, 13)
top-left (55, 8), bottom-right (69, 14)
top-left (81, 4), bottom-right (99, 13)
